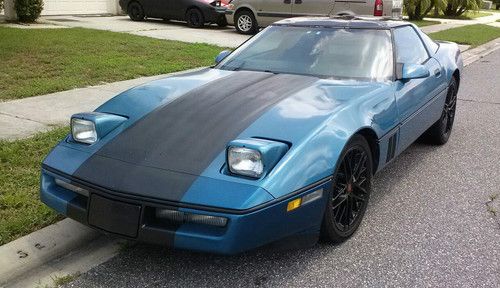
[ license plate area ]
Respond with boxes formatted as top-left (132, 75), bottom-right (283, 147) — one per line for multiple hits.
top-left (88, 194), bottom-right (141, 238)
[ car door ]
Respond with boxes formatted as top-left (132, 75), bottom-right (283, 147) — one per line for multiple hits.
top-left (330, 0), bottom-right (351, 14)
top-left (393, 25), bottom-right (445, 153)
top-left (142, 0), bottom-right (174, 18)
top-left (256, 0), bottom-right (293, 26)
top-left (291, 0), bottom-right (335, 16)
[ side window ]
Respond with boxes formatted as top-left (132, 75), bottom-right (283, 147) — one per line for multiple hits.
top-left (393, 26), bottom-right (429, 64)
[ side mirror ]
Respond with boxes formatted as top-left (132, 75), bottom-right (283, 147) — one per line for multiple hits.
top-left (397, 63), bottom-right (430, 80)
top-left (215, 50), bottom-right (231, 64)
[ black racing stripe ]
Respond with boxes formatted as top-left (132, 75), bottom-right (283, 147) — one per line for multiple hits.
top-left (74, 71), bottom-right (318, 202)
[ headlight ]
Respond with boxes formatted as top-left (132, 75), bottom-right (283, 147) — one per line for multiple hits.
top-left (70, 112), bottom-right (127, 145)
top-left (71, 118), bottom-right (97, 144)
top-left (227, 147), bottom-right (264, 178)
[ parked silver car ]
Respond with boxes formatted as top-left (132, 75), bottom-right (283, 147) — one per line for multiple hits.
top-left (225, 0), bottom-right (402, 34)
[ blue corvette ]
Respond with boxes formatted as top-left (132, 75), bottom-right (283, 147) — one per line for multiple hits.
top-left (40, 16), bottom-right (462, 254)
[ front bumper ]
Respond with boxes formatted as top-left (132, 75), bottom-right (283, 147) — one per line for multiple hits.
top-left (204, 5), bottom-right (228, 22)
top-left (225, 10), bottom-right (234, 25)
top-left (40, 168), bottom-right (330, 254)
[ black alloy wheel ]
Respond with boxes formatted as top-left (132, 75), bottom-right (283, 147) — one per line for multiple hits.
top-left (186, 8), bottom-right (205, 28)
top-left (128, 2), bottom-right (145, 21)
top-left (423, 77), bottom-right (458, 145)
top-left (321, 135), bottom-right (372, 243)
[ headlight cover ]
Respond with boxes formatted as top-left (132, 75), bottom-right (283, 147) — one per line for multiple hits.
top-left (226, 138), bottom-right (289, 179)
top-left (71, 118), bottom-right (97, 144)
top-left (227, 147), bottom-right (264, 178)
top-left (70, 112), bottom-right (127, 145)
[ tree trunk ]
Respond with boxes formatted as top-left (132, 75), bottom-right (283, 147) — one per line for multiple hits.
top-left (414, 2), bottom-right (423, 20)
top-left (423, 3), bottom-right (435, 18)
top-left (456, 6), bottom-right (466, 16)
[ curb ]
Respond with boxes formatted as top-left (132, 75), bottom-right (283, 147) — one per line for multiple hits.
top-left (0, 219), bottom-right (100, 286)
top-left (462, 37), bottom-right (500, 67)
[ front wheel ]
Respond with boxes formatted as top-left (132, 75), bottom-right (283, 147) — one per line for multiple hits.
top-left (186, 8), bottom-right (205, 28)
top-left (234, 10), bottom-right (257, 34)
top-left (128, 2), bottom-right (145, 21)
top-left (216, 16), bottom-right (228, 27)
top-left (422, 77), bottom-right (458, 145)
top-left (321, 135), bottom-right (372, 243)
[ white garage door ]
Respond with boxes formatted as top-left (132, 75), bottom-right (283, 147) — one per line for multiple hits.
top-left (42, 0), bottom-right (117, 15)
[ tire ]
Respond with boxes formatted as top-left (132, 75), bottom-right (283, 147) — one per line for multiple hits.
top-left (186, 8), bottom-right (205, 28)
top-left (128, 2), bottom-right (145, 21)
top-left (234, 10), bottom-right (257, 34)
top-left (217, 16), bottom-right (228, 27)
top-left (422, 77), bottom-right (458, 145)
top-left (321, 135), bottom-right (373, 243)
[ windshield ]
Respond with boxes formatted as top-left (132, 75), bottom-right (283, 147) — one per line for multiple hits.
top-left (217, 26), bottom-right (394, 82)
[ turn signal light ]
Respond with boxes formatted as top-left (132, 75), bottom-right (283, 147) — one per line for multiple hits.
top-left (287, 189), bottom-right (324, 212)
top-left (287, 198), bottom-right (302, 212)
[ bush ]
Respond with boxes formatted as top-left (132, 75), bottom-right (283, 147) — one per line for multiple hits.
top-left (443, 0), bottom-right (481, 16)
top-left (404, 0), bottom-right (447, 20)
top-left (15, 0), bottom-right (44, 22)
top-left (0, 0), bottom-right (4, 13)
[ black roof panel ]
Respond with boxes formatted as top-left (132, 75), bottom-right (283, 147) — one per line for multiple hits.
top-left (272, 16), bottom-right (410, 29)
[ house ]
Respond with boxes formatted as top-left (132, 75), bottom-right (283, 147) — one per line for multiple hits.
top-left (3, 0), bottom-right (122, 21)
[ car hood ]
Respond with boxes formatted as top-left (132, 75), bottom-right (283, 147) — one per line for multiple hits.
top-left (49, 68), bottom-right (389, 208)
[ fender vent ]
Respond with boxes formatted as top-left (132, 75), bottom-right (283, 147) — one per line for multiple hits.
top-left (386, 134), bottom-right (397, 163)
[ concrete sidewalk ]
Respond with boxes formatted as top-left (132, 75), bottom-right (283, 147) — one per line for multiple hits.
top-left (420, 12), bottom-right (500, 33)
top-left (42, 15), bottom-right (248, 48)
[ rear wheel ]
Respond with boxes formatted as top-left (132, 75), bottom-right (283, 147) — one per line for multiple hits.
top-left (321, 135), bottom-right (372, 243)
top-left (128, 1), bottom-right (145, 21)
top-left (234, 10), bottom-right (257, 34)
top-left (422, 77), bottom-right (458, 145)
top-left (186, 8), bottom-right (205, 28)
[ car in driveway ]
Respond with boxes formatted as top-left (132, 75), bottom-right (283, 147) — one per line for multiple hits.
top-left (226, 0), bottom-right (403, 34)
top-left (40, 16), bottom-right (462, 255)
top-left (120, 0), bottom-right (228, 28)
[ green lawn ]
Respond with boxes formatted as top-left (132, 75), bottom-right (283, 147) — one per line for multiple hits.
top-left (429, 24), bottom-right (500, 47)
top-left (0, 127), bottom-right (68, 245)
top-left (0, 27), bottom-right (222, 101)
top-left (410, 20), bottom-right (441, 27)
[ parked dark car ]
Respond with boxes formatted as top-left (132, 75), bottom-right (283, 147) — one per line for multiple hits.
top-left (119, 0), bottom-right (228, 28)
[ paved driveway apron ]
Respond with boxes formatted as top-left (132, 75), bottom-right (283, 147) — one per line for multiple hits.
top-left (64, 50), bottom-right (500, 288)
top-left (43, 16), bottom-right (250, 48)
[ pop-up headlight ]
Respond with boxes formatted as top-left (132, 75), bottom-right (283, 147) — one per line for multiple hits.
top-left (71, 112), bottom-right (127, 145)
top-left (71, 118), bottom-right (97, 144)
top-left (226, 138), bottom-right (288, 179)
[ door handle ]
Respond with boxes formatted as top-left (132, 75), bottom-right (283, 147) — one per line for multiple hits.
top-left (295, 0), bottom-right (302, 3)
top-left (434, 69), bottom-right (441, 77)
top-left (284, 0), bottom-right (291, 4)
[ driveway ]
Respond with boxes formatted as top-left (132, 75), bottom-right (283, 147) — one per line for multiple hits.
top-left (43, 15), bottom-right (250, 48)
top-left (63, 49), bottom-right (500, 288)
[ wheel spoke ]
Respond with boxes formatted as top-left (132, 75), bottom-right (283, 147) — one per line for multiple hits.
top-left (335, 202), bottom-right (346, 223)
top-left (332, 195), bottom-right (347, 210)
top-left (353, 154), bottom-right (367, 180)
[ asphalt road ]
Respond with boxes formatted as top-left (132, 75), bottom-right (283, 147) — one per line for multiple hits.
top-left (65, 50), bottom-right (500, 288)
